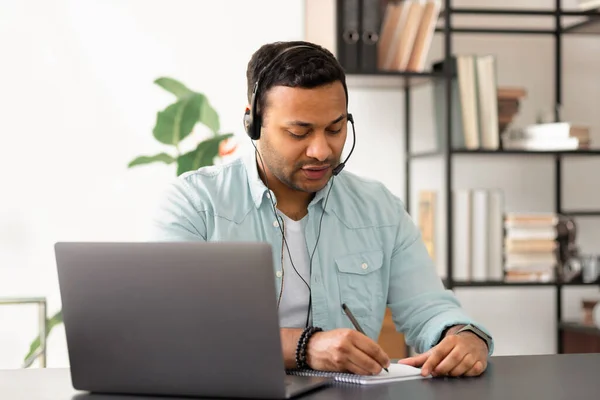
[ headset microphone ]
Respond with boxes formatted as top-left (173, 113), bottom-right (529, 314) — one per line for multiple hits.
top-left (332, 113), bottom-right (356, 176)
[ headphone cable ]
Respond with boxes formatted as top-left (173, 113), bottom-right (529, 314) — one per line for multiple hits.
top-left (252, 142), bottom-right (312, 311)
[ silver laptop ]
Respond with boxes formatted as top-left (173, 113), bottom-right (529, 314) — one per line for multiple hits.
top-left (55, 241), bottom-right (330, 399)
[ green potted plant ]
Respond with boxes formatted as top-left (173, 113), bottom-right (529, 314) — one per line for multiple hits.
top-left (23, 77), bottom-right (235, 367)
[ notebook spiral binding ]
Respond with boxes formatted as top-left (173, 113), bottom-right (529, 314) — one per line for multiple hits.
top-left (286, 369), bottom-right (362, 384)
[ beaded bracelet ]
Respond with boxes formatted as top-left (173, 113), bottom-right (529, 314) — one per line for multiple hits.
top-left (295, 327), bottom-right (311, 369)
top-left (295, 326), bottom-right (323, 369)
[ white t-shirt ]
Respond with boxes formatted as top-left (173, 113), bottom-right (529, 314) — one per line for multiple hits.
top-left (277, 212), bottom-right (312, 328)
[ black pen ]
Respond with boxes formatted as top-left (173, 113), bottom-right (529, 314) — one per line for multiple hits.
top-left (342, 303), bottom-right (389, 373)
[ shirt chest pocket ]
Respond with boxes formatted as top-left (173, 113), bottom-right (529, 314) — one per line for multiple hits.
top-left (335, 250), bottom-right (385, 318)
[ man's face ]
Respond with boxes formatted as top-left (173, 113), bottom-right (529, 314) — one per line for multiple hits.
top-left (258, 81), bottom-right (348, 194)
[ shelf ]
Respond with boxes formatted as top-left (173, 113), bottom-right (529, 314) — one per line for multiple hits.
top-left (346, 71), bottom-right (443, 89)
top-left (559, 278), bottom-right (600, 286)
top-left (560, 210), bottom-right (600, 217)
top-left (451, 280), bottom-right (556, 287)
top-left (443, 279), bottom-right (599, 288)
top-left (435, 27), bottom-right (555, 35)
top-left (452, 149), bottom-right (600, 156)
top-left (409, 150), bottom-right (445, 159)
top-left (434, 24), bottom-right (600, 36)
top-left (444, 8), bottom-right (600, 17)
top-left (433, 7), bottom-right (600, 35)
top-left (552, 149), bottom-right (600, 156)
top-left (409, 149), bottom-right (600, 158)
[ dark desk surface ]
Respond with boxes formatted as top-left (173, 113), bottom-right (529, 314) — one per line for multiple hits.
top-left (2, 353), bottom-right (600, 400)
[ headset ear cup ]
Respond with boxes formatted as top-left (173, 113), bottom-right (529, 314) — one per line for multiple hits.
top-left (243, 110), bottom-right (253, 138)
top-left (244, 108), bottom-right (262, 140)
top-left (252, 115), bottom-right (261, 140)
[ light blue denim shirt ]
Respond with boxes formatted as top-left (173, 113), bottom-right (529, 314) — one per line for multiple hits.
top-left (150, 150), bottom-right (493, 355)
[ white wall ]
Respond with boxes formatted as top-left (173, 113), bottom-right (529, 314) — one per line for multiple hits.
top-left (310, 0), bottom-right (600, 356)
top-left (0, 0), bottom-right (304, 368)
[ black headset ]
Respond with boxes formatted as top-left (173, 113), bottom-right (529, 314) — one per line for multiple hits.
top-left (243, 44), bottom-right (356, 176)
top-left (244, 43), bottom-right (357, 327)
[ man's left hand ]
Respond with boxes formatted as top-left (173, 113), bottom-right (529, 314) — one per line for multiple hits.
top-left (398, 331), bottom-right (488, 377)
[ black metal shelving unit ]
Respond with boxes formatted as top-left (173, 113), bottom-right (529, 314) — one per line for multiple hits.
top-left (336, 0), bottom-right (600, 354)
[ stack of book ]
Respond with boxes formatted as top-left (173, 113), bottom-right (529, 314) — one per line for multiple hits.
top-left (502, 122), bottom-right (585, 151)
top-left (504, 213), bottom-right (558, 282)
top-left (377, 0), bottom-right (441, 72)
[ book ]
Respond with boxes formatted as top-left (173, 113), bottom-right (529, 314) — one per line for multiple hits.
top-left (487, 189), bottom-right (504, 281)
top-left (406, 0), bottom-right (441, 71)
top-left (452, 190), bottom-right (472, 281)
top-left (450, 188), bottom-right (507, 283)
top-left (471, 189), bottom-right (489, 281)
top-left (418, 190), bottom-right (436, 262)
top-left (475, 55), bottom-right (500, 150)
top-left (286, 363), bottom-right (427, 385)
top-left (431, 55), bottom-right (480, 150)
top-left (377, 1), bottom-right (404, 69)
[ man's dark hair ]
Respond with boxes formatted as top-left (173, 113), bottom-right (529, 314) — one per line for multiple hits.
top-left (246, 40), bottom-right (348, 117)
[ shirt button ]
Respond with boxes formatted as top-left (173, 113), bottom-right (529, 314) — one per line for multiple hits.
top-left (276, 270), bottom-right (283, 278)
top-left (273, 220), bottom-right (279, 228)
top-left (361, 263), bottom-right (368, 270)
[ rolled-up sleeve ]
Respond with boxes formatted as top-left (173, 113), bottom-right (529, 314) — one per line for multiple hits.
top-left (386, 199), bottom-right (494, 355)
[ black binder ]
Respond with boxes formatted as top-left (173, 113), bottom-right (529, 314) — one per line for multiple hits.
top-left (337, 0), bottom-right (360, 72)
top-left (359, 0), bottom-right (384, 73)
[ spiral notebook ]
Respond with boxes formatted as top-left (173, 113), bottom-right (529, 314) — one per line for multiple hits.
top-left (286, 363), bottom-right (428, 385)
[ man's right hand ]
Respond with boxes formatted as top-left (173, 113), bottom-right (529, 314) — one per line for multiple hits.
top-left (305, 328), bottom-right (390, 375)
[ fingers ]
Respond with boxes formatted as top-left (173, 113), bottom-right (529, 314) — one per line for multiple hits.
top-left (397, 352), bottom-right (429, 367)
top-left (350, 331), bottom-right (390, 371)
top-left (322, 330), bottom-right (388, 375)
top-left (344, 360), bottom-right (374, 376)
top-left (433, 347), bottom-right (468, 376)
top-left (444, 352), bottom-right (473, 377)
top-left (398, 352), bottom-right (432, 377)
top-left (464, 361), bottom-right (486, 377)
top-left (346, 345), bottom-right (385, 375)
top-left (398, 336), bottom-right (488, 379)
top-left (420, 339), bottom-right (454, 376)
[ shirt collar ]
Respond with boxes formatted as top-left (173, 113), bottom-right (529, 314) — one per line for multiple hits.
top-left (242, 147), bottom-right (271, 208)
top-left (241, 147), bottom-right (335, 212)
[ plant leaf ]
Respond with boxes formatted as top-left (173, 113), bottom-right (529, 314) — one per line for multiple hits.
top-left (128, 153), bottom-right (175, 168)
top-left (198, 97), bottom-right (220, 134)
top-left (154, 77), bottom-right (220, 135)
top-left (153, 96), bottom-right (200, 145)
top-left (184, 92), bottom-right (220, 135)
top-left (23, 310), bottom-right (63, 364)
top-left (154, 77), bottom-right (194, 99)
top-left (176, 133), bottom-right (233, 175)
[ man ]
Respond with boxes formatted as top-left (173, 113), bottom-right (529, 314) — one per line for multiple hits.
top-left (151, 40), bottom-right (493, 378)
